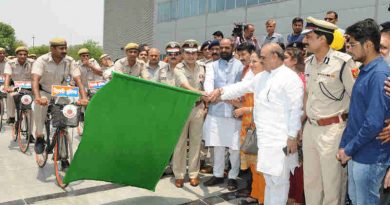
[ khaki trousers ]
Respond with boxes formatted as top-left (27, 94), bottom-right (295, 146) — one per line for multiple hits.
top-left (33, 92), bottom-right (51, 136)
top-left (6, 93), bottom-right (15, 118)
top-left (303, 121), bottom-right (347, 205)
top-left (172, 104), bottom-right (205, 179)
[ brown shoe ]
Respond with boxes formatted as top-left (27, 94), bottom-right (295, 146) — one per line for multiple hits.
top-left (175, 179), bottom-right (184, 188)
top-left (189, 178), bottom-right (200, 187)
top-left (200, 166), bottom-right (213, 174)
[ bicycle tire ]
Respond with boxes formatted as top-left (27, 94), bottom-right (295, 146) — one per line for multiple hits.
top-left (54, 129), bottom-right (72, 189)
top-left (17, 111), bottom-right (30, 153)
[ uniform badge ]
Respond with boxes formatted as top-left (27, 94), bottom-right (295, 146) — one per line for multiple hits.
top-left (351, 67), bottom-right (360, 79)
top-left (170, 43), bottom-right (176, 48)
top-left (188, 42), bottom-right (194, 48)
top-left (199, 74), bottom-right (204, 79)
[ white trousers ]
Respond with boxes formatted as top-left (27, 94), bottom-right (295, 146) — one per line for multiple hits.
top-left (263, 159), bottom-right (290, 205)
top-left (213, 146), bottom-right (240, 179)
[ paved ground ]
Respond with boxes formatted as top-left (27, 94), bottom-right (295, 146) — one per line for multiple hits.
top-left (0, 116), bottom-right (248, 205)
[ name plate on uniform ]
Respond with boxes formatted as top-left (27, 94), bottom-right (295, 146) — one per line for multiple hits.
top-left (51, 85), bottom-right (79, 97)
top-left (0, 75), bottom-right (4, 83)
top-left (88, 80), bottom-right (106, 89)
top-left (14, 81), bottom-right (32, 89)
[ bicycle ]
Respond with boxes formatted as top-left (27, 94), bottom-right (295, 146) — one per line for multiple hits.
top-left (35, 85), bottom-right (81, 188)
top-left (11, 85), bottom-right (33, 153)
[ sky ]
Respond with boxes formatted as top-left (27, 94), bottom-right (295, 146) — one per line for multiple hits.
top-left (0, 0), bottom-right (104, 47)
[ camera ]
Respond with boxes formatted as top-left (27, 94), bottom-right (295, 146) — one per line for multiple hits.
top-left (232, 23), bottom-right (246, 44)
top-left (388, 4), bottom-right (390, 12)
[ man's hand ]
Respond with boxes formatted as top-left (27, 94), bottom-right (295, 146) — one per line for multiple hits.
top-left (35, 97), bottom-right (48, 106)
top-left (252, 36), bottom-right (258, 44)
top-left (287, 137), bottom-right (298, 154)
top-left (4, 87), bottom-right (14, 93)
top-left (208, 88), bottom-right (221, 102)
top-left (385, 77), bottom-right (390, 96)
top-left (82, 59), bottom-right (91, 67)
top-left (77, 98), bottom-right (89, 106)
top-left (378, 119), bottom-right (390, 144)
top-left (336, 149), bottom-right (351, 165)
top-left (226, 98), bottom-right (241, 108)
top-left (384, 169), bottom-right (390, 189)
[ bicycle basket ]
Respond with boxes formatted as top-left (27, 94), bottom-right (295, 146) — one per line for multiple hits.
top-left (50, 104), bottom-right (81, 128)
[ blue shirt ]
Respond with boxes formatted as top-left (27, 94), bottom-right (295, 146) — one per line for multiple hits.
top-left (287, 33), bottom-right (304, 44)
top-left (340, 57), bottom-right (390, 164)
top-left (208, 58), bottom-right (243, 118)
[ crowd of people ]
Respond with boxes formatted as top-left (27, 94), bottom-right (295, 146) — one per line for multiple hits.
top-left (1, 10), bottom-right (390, 205)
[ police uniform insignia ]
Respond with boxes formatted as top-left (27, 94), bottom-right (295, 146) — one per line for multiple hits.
top-left (170, 43), bottom-right (176, 48)
top-left (199, 74), bottom-right (204, 79)
top-left (189, 42), bottom-right (194, 47)
top-left (351, 67), bottom-right (360, 79)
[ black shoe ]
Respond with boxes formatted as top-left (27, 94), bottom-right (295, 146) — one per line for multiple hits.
top-left (28, 135), bottom-right (35, 143)
top-left (238, 197), bottom-right (258, 205)
top-left (227, 179), bottom-right (238, 191)
top-left (34, 137), bottom-right (45, 154)
top-left (6, 117), bottom-right (15, 124)
top-left (235, 188), bottom-right (251, 198)
top-left (203, 176), bottom-right (224, 186)
top-left (61, 160), bottom-right (70, 171)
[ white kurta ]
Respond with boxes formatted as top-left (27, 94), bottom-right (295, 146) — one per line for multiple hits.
top-left (221, 65), bottom-right (303, 176)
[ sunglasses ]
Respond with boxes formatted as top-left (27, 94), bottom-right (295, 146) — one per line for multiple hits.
top-left (168, 52), bottom-right (180, 56)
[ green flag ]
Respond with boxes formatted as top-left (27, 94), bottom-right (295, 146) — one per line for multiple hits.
top-left (63, 72), bottom-right (200, 191)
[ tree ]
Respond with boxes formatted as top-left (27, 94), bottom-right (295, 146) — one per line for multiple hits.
top-left (28, 45), bottom-right (50, 57)
top-left (0, 22), bottom-right (16, 55)
top-left (67, 40), bottom-right (103, 61)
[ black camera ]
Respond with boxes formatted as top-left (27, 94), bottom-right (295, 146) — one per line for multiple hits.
top-left (388, 4), bottom-right (390, 11)
top-left (232, 23), bottom-right (246, 44)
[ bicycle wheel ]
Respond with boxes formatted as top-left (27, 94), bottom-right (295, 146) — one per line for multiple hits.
top-left (17, 111), bottom-right (30, 153)
top-left (35, 120), bottom-right (51, 168)
top-left (53, 129), bottom-right (73, 188)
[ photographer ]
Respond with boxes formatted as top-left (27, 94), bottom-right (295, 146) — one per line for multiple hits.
top-left (233, 23), bottom-right (260, 51)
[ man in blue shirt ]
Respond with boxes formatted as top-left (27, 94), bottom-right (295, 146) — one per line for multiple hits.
top-left (287, 17), bottom-right (304, 45)
top-left (338, 19), bottom-right (390, 205)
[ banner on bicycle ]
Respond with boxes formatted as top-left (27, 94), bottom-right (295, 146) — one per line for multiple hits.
top-left (88, 80), bottom-right (106, 89)
top-left (14, 81), bottom-right (31, 89)
top-left (51, 85), bottom-right (79, 97)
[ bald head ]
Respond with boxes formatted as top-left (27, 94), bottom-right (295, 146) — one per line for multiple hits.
top-left (148, 48), bottom-right (161, 66)
top-left (220, 38), bottom-right (234, 60)
top-left (260, 43), bottom-right (284, 71)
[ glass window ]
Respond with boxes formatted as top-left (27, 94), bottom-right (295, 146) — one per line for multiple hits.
top-left (216, 0), bottom-right (225, 12)
top-left (258, 0), bottom-right (270, 3)
top-left (199, 0), bottom-right (206, 14)
top-left (226, 0), bottom-right (235, 9)
top-left (236, 0), bottom-right (246, 7)
top-left (171, 0), bottom-right (177, 20)
top-left (184, 0), bottom-right (191, 17)
top-left (247, 0), bottom-right (258, 5)
top-left (157, 2), bottom-right (171, 22)
top-left (208, 0), bottom-right (217, 13)
top-left (190, 0), bottom-right (199, 16)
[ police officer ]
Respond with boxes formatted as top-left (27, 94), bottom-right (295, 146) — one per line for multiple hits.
top-left (172, 39), bottom-right (206, 188)
top-left (3, 47), bottom-right (34, 132)
top-left (197, 40), bottom-right (212, 65)
top-left (301, 17), bottom-right (356, 205)
top-left (146, 48), bottom-right (168, 82)
top-left (113, 43), bottom-right (150, 79)
top-left (155, 42), bottom-right (181, 86)
top-left (0, 47), bottom-right (8, 122)
top-left (76, 48), bottom-right (103, 88)
top-left (32, 38), bottom-right (88, 156)
top-left (100, 54), bottom-right (114, 80)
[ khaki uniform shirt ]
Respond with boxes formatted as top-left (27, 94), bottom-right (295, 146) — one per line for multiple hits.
top-left (4, 58), bottom-right (34, 81)
top-left (306, 49), bottom-right (356, 120)
top-left (157, 64), bottom-right (176, 86)
top-left (113, 57), bottom-right (150, 79)
top-left (174, 61), bottom-right (205, 90)
top-left (0, 59), bottom-right (7, 75)
top-left (76, 58), bottom-right (102, 88)
top-left (31, 52), bottom-right (81, 93)
top-left (147, 61), bottom-right (168, 82)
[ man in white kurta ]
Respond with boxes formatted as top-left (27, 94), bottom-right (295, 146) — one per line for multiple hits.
top-left (203, 39), bottom-right (243, 191)
top-left (209, 43), bottom-right (303, 205)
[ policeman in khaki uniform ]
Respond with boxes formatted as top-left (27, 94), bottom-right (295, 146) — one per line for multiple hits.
top-left (3, 46), bottom-right (34, 129)
top-left (156, 42), bottom-right (181, 86)
top-left (172, 39), bottom-right (207, 188)
top-left (100, 54), bottom-right (115, 81)
top-left (301, 17), bottom-right (356, 205)
top-left (0, 47), bottom-right (7, 75)
top-left (113, 43), bottom-right (150, 79)
top-left (76, 48), bottom-right (103, 88)
top-left (32, 38), bottom-right (88, 157)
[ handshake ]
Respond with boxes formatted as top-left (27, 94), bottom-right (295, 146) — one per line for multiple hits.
top-left (200, 88), bottom-right (223, 103)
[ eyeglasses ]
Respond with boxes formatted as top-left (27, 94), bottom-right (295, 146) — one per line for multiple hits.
top-left (168, 52), bottom-right (180, 56)
top-left (324, 18), bottom-right (335, 21)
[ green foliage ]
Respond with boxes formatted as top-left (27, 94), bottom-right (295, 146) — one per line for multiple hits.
top-left (67, 40), bottom-right (103, 61)
top-left (28, 45), bottom-right (50, 57)
top-left (0, 22), bottom-right (16, 55)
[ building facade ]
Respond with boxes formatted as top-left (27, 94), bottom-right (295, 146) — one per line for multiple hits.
top-left (104, 0), bottom-right (389, 59)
